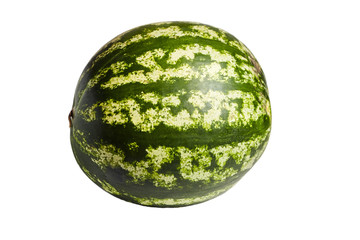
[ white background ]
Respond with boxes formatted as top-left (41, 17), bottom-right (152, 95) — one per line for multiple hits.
top-left (1, 0), bottom-right (359, 239)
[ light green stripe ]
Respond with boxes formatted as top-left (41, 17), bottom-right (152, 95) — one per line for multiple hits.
top-left (131, 183), bottom-right (235, 206)
top-left (167, 44), bottom-right (235, 64)
top-left (100, 44), bottom-right (242, 90)
top-left (72, 128), bottom-right (270, 189)
top-left (81, 162), bottom-right (235, 206)
top-left (81, 166), bottom-right (121, 195)
top-left (101, 64), bottom-right (197, 89)
top-left (82, 89), bottom-right (269, 132)
top-left (93, 23), bottom-right (230, 66)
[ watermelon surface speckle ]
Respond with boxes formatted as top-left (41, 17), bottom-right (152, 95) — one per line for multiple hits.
top-left (69, 21), bottom-right (271, 207)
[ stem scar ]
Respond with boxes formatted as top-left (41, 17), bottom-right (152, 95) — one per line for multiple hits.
top-left (68, 109), bottom-right (74, 128)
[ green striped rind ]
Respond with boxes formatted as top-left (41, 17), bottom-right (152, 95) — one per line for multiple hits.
top-left (70, 21), bottom-right (271, 207)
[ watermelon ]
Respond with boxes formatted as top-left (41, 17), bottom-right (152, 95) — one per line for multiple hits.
top-left (69, 21), bottom-right (271, 207)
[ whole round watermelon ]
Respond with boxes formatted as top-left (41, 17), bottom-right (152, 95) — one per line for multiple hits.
top-left (69, 21), bottom-right (271, 207)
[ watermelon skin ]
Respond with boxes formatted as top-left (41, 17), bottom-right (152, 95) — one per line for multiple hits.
top-left (69, 21), bottom-right (271, 207)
